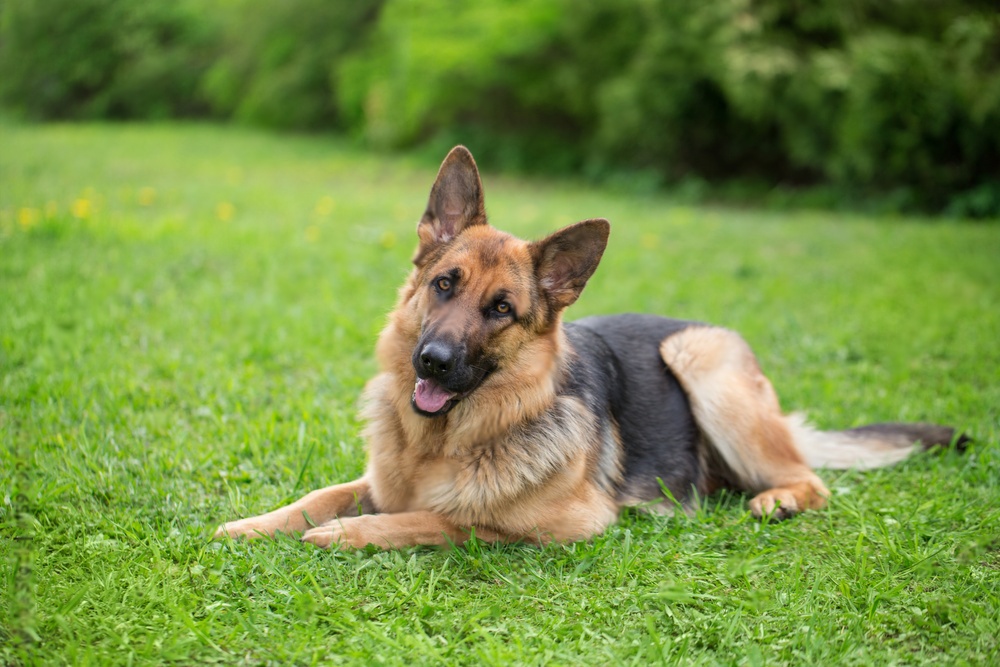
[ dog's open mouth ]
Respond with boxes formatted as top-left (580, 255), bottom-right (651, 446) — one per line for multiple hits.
top-left (412, 377), bottom-right (458, 416)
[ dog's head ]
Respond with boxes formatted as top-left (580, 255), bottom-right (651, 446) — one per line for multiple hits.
top-left (401, 146), bottom-right (609, 417)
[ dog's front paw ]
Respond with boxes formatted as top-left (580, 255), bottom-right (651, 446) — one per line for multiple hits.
top-left (749, 489), bottom-right (800, 521)
top-left (213, 518), bottom-right (274, 541)
top-left (300, 525), bottom-right (339, 549)
top-left (302, 516), bottom-right (380, 550)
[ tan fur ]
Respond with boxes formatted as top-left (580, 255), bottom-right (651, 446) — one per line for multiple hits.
top-left (215, 478), bottom-right (372, 538)
top-left (660, 326), bottom-right (828, 518)
top-left (783, 413), bottom-right (921, 469)
top-left (301, 511), bottom-right (501, 550)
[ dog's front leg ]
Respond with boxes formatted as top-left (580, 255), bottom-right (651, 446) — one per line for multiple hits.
top-left (301, 511), bottom-right (503, 550)
top-left (214, 477), bottom-right (372, 540)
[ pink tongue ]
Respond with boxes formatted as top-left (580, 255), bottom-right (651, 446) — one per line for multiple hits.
top-left (414, 378), bottom-right (456, 413)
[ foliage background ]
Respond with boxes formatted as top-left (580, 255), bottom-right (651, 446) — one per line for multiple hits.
top-left (1, 0), bottom-right (998, 216)
top-left (1, 123), bottom-right (998, 665)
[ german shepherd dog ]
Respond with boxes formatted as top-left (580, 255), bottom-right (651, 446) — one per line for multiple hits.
top-left (215, 147), bottom-right (964, 550)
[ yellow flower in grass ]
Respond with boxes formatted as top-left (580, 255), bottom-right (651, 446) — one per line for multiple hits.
top-left (18, 207), bottom-right (39, 229)
top-left (138, 187), bottom-right (156, 206)
top-left (315, 196), bottom-right (335, 216)
top-left (216, 202), bottom-right (235, 222)
top-left (72, 199), bottom-right (92, 219)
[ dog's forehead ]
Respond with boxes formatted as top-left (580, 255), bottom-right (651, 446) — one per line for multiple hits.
top-left (438, 227), bottom-right (533, 288)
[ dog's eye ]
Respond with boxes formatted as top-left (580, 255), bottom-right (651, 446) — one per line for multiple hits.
top-left (435, 277), bottom-right (451, 292)
top-left (494, 302), bottom-right (512, 316)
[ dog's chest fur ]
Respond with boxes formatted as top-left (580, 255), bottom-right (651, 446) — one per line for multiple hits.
top-left (361, 368), bottom-right (609, 532)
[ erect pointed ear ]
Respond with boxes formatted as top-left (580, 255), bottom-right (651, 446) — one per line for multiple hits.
top-left (529, 218), bottom-right (610, 312)
top-left (413, 146), bottom-right (488, 266)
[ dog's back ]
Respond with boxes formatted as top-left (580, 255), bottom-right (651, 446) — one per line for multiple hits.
top-left (567, 315), bottom-right (702, 507)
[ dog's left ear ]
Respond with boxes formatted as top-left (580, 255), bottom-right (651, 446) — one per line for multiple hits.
top-left (530, 218), bottom-right (610, 311)
top-left (414, 146), bottom-right (487, 266)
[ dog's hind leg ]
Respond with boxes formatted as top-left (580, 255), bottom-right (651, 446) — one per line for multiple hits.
top-left (660, 327), bottom-right (828, 519)
top-left (214, 477), bottom-right (374, 540)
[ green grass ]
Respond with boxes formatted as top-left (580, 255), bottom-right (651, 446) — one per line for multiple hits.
top-left (1, 122), bottom-right (998, 665)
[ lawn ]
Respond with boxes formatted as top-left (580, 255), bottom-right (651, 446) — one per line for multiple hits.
top-left (1, 122), bottom-right (998, 665)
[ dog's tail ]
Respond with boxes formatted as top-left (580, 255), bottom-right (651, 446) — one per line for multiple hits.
top-left (786, 413), bottom-right (970, 470)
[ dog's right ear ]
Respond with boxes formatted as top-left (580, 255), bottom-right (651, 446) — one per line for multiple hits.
top-left (414, 146), bottom-right (488, 266)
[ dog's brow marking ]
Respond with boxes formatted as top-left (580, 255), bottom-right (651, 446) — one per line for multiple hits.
top-left (475, 236), bottom-right (509, 269)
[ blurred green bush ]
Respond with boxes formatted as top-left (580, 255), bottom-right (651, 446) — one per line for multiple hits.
top-left (201, 0), bottom-right (383, 130)
top-left (587, 0), bottom-right (1000, 215)
top-left (2, 0), bottom-right (997, 215)
top-left (0, 0), bottom-right (216, 119)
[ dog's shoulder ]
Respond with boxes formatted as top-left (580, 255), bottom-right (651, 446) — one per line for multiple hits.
top-left (564, 314), bottom-right (703, 505)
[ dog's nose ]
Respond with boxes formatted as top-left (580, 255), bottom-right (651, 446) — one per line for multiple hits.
top-left (419, 341), bottom-right (456, 378)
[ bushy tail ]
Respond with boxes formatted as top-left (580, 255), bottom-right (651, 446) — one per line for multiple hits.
top-left (786, 413), bottom-right (970, 470)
